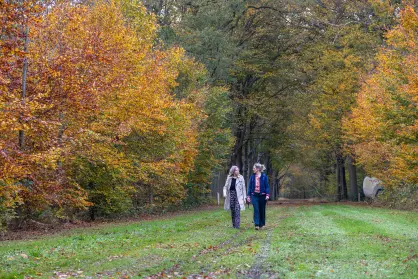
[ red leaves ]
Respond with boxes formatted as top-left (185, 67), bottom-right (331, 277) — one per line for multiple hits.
top-left (1, 0), bottom-right (205, 218)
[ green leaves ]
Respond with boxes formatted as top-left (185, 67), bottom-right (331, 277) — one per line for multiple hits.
top-left (0, 0), bottom-right (236, 224)
top-left (344, 5), bottom-right (418, 189)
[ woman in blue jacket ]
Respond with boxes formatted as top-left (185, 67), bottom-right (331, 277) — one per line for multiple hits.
top-left (246, 163), bottom-right (270, 230)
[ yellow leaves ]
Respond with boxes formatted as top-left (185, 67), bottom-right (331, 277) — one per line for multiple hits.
top-left (308, 113), bottom-right (321, 130)
top-left (369, 0), bottom-right (395, 19)
top-left (0, 0), bottom-right (209, 215)
top-left (0, 184), bottom-right (24, 208)
top-left (385, 6), bottom-right (418, 54)
top-left (344, 5), bottom-right (418, 188)
top-left (399, 6), bottom-right (418, 34)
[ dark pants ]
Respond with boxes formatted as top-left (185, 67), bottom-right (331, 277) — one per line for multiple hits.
top-left (251, 194), bottom-right (266, 227)
top-left (230, 190), bottom-right (241, 228)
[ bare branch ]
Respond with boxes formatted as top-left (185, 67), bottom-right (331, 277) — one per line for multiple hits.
top-left (247, 5), bottom-right (279, 12)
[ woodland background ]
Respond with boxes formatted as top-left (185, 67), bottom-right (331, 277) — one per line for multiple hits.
top-left (1, 0), bottom-right (418, 231)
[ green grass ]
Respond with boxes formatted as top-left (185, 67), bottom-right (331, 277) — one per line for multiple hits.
top-left (0, 204), bottom-right (417, 278)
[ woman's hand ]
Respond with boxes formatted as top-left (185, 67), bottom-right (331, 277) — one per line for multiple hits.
top-left (265, 195), bottom-right (270, 201)
top-left (246, 196), bottom-right (251, 203)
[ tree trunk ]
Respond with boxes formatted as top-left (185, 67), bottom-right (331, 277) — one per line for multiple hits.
top-left (89, 206), bottom-right (96, 221)
top-left (247, 136), bottom-right (253, 181)
top-left (265, 153), bottom-right (272, 177)
top-left (341, 163), bottom-right (348, 200)
top-left (19, 26), bottom-right (29, 150)
top-left (336, 159), bottom-right (341, 201)
top-left (246, 118), bottom-right (257, 181)
top-left (230, 108), bottom-right (245, 171)
top-left (336, 154), bottom-right (348, 200)
top-left (148, 185), bottom-right (153, 205)
top-left (235, 125), bottom-right (244, 170)
top-left (347, 155), bottom-right (358, 202)
top-left (275, 172), bottom-right (281, 200)
top-left (243, 125), bottom-right (250, 181)
top-left (272, 170), bottom-right (277, 200)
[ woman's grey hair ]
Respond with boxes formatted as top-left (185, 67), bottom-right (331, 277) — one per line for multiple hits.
top-left (229, 165), bottom-right (239, 176)
top-left (253, 163), bottom-right (266, 172)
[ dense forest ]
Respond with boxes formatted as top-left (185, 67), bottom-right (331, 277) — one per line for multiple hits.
top-left (1, 0), bottom-right (417, 230)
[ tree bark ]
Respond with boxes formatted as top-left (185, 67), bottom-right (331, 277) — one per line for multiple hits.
top-left (271, 170), bottom-right (277, 200)
top-left (347, 155), bottom-right (358, 201)
top-left (19, 26), bottom-right (29, 150)
top-left (336, 154), bottom-right (348, 200)
top-left (148, 185), bottom-right (154, 205)
top-left (243, 122), bottom-right (251, 181)
top-left (336, 159), bottom-right (341, 201)
top-left (89, 206), bottom-right (96, 221)
top-left (230, 108), bottom-right (245, 171)
top-left (275, 172), bottom-right (282, 200)
top-left (341, 162), bottom-right (348, 200)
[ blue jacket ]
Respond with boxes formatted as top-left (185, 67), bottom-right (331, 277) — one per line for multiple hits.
top-left (248, 173), bottom-right (270, 196)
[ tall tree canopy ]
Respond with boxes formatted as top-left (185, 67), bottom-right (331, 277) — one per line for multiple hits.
top-left (344, 5), bottom-right (418, 188)
top-left (0, 0), bottom-right (233, 225)
top-left (1, 0), bottom-right (417, 228)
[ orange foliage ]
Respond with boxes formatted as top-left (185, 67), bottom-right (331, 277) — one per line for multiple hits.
top-left (344, 5), bottom-right (418, 187)
top-left (0, 0), bottom-right (41, 211)
top-left (1, 0), bottom-right (203, 217)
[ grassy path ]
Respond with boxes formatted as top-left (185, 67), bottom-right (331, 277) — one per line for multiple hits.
top-left (0, 204), bottom-right (417, 278)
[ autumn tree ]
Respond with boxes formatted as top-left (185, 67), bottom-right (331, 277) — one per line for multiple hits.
top-left (0, 0), bottom-right (45, 226)
top-left (344, 5), bottom-right (418, 190)
top-left (35, 1), bottom-right (203, 217)
top-left (0, 0), bottom-right (213, 224)
top-left (270, 0), bottom-right (405, 201)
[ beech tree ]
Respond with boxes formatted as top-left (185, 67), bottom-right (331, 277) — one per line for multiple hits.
top-left (344, 5), bottom-right (418, 189)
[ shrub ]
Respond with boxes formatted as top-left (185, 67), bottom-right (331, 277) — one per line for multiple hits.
top-left (373, 183), bottom-right (418, 211)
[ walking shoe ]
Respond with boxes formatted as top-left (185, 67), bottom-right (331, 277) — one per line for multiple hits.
top-left (255, 226), bottom-right (259, 230)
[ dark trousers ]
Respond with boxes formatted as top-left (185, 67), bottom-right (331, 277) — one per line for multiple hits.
top-left (230, 190), bottom-right (241, 228)
top-left (251, 194), bottom-right (266, 227)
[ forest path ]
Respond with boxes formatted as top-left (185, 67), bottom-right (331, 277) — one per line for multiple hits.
top-left (1, 203), bottom-right (417, 279)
